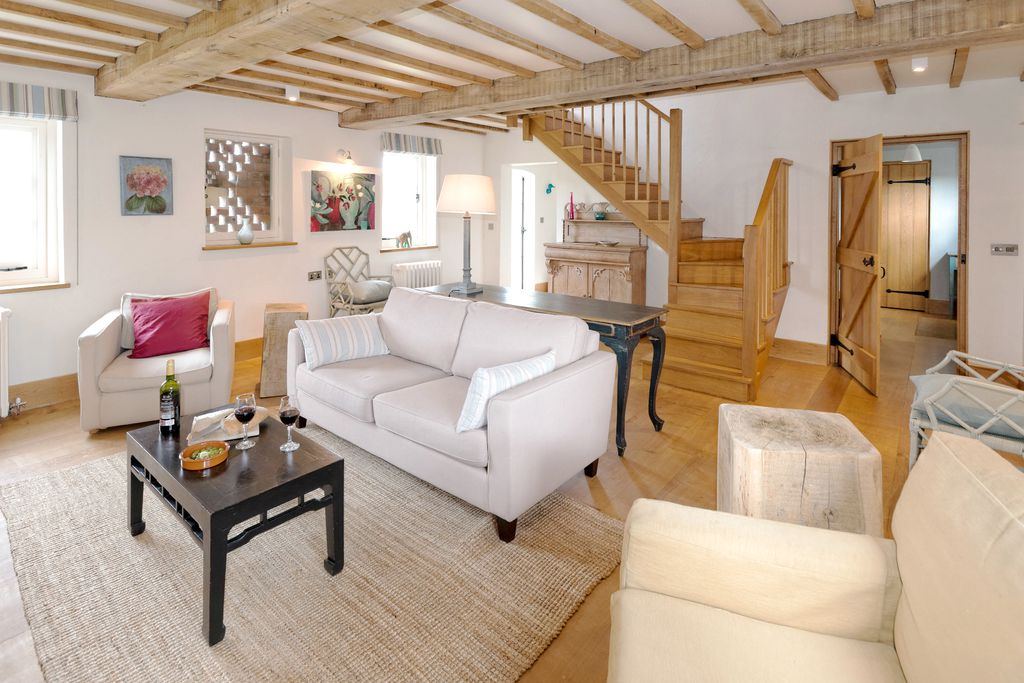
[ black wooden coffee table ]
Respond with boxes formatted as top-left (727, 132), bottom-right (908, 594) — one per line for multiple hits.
top-left (126, 411), bottom-right (344, 645)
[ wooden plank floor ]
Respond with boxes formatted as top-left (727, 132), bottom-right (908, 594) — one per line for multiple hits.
top-left (0, 309), bottom-right (956, 681)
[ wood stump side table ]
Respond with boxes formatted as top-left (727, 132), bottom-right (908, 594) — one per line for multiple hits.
top-left (259, 303), bottom-right (308, 398)
top-left (717, 404), bottom-right (883, 536)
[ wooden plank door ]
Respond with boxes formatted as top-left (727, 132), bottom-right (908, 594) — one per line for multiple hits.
top-left (834, 135), bottom-right (883, 395)
top-left (881, 161), bottom-right (931, 311)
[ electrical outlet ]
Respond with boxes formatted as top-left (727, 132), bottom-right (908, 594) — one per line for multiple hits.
top-left (991, 243), bottom-right (1019, 256)
top-left (308, 270), bottom-right (323, 281)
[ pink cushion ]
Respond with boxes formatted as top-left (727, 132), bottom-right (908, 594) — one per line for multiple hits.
top-left (129, 291), bottom-right (210, 359)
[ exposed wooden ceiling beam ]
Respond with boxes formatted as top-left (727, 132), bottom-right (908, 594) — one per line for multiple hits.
top-left (447, 117), bottom-right (508, 132)
top-left (507, 0), bottom-right (643, 59)
top-left (420, 121), bottom-right (486, 135)
top-left (55, 0), bottom-right (189, 30)
top-left (0, 52), bottom-right (98, 75)
top-left (0, 19), bottom-right (136, 53)
top-left (853, 0), bottom-right (876, 19)
top-left (0, 1), bottom-right (159, 41)
top-left (95, 0), bottom-right (439, 100)
top-left (231, 68), bottom-right (391, 103)
top-left (189, 84), bottom-right (324, 110)
top-left (622, 0), bottom-right (705, 49)
top-left (874, 59), bottom-right (896, 94)
top-left (204, 76), bottom-right (363, 109)
top-left (260, 59), bottom-right (423, 99)
top-left (803, 69), bottom-right (838, 100)
top-left (291, 48), bottom-right (456, 91)
top-left (370, 20), bottom-right (535, 78)
top-left (325, 37), bottom-right (493, 85)
top-left (736, 0), bottom-right (782, 35)
top-left (422, 1), bottom-right (583, 70)
top-left (950, 47), bottom-right (969, 87)
top-left (339, 0), bottom-right (1023, 128)
top-left (170, 0), bottom-right (219, 10)
top-left (0, 37), bottom-right (117, 64)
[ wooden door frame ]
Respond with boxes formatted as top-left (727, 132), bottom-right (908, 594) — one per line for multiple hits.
top-left (828, 131), bottom-right (969, 365)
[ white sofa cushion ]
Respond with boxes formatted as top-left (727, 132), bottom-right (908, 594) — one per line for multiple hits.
top-left (450, 301), bottom-right (597, 379)
top-left (374, 376), bottom-right (489, 468)
top-left (378, 287), bottom-right (470, 373)
top-left (609, 589), bottom-right (905, 683)
top-left (456, 350), bottom-right (556, 432)
top-left (348, 279), bottom-right (392, 305)
top-left (891, 432), bottom-right (1024, 683)
top-left (295, 354), bottom-right (445, 423)
top-left (98, 347), bottom-right (212, 392)
top-left (295, 314), bottom-right (388, 371)
top-left (120, 287), bottom-right (218, 349)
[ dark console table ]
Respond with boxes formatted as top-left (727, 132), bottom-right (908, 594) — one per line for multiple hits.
top-left (421, 283), bottom-right (667, 456)
top-left (126, 413), bottom-right (344, 645)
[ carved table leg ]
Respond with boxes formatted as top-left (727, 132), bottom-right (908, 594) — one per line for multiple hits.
top-left (605, 334), bottom-right (640, 457)
top-left (646, 325), bottom-right (666, 432)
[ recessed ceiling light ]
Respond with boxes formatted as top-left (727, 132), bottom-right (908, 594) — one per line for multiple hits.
top-left (284, 85), bottom-right (300, 101)
top-left (911, 56), bottom-right (928, 73)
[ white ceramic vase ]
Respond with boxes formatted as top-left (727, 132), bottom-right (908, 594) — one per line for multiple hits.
top-left (237, 219), bottom-right (254, 245)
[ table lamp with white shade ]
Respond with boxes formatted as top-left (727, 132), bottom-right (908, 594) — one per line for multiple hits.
top-left (437, 174), bottom-right (495, 295)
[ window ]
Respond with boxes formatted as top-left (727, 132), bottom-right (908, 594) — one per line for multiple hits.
top-left (204, 130), bottom-right (287, 246)
top-left (0, 117), bottom-right (63, 287)
top-left (381, 151), bottom-right (437, 249)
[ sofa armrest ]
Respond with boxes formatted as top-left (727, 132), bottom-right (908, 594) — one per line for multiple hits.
top-left (486, 350), bottom-right (615, 521)
top-left (286, 327), bottom-right (306, 402)
top-left (621, 498), bottom-right (902, 644)
top-left (77, 309), bottom-right (123, 430)
top-left (209, 299), bottom-right (235, 406)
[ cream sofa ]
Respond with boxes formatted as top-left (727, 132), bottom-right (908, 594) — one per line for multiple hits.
top-left (608, 432), bottom-right (1023, 682)
top-left (78, 299), bottom-right (235, 431)
top-left (287, 287), bottom-right (616, 541)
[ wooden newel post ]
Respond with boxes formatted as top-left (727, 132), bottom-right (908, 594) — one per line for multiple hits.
top-left (668, 108), bottom-right (683, 286)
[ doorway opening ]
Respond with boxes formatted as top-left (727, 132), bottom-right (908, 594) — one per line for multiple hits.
top-left (503, 162), bottom-right (558, 291)
top-left (509, 167), bottom-right (536, 291)
top-left (828, 132), bottom-right (969, 393)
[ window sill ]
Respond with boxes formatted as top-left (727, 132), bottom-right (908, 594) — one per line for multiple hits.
top-left (380, 244), bottom-right (439, 253)
top-left (0, 282), bottom-right (71, 295)
top-left (202, 241), bottom-right (298, 252)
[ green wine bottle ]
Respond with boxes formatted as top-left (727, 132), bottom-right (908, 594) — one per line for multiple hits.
top-left (159, 359), bottom-right (181, 435)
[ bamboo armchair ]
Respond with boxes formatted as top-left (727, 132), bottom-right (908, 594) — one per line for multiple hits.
top-left (325, 246), bottom-right (393, 317)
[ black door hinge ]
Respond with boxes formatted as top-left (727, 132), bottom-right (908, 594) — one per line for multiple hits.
top-left (832, 162), bottom-right (856, 177)
top-left (830, 333), bottom-right (854, 355)
top-left (887, 177), bottom-right (931, 186)
top-left (886, 288), bottom-right (929, 297)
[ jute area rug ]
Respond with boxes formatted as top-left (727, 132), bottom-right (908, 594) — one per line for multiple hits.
top-left (0, 426), bottom-right (622, 682)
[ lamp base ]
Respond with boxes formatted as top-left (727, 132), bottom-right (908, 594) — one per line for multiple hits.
top-left (450, 283), bottom-right (483, 295)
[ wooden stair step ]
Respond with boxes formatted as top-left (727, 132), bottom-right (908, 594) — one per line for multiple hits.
top-left (641, 356), bottom-right (753, 402)
top-left (666, 304), bottom-right (743, 338)
top-left (585, 163), bottom-right (640, 182)
top-left (624, 198), bottom-right (669, 220)
top-left (540, 115), bottom-right (585, 133)
top-left (678, 259), bottom-right (744, 286)
top-left (659, 330), bottom-right (744, 370)
top-left (564, 145), bottom-right (622, 164)
top-left (562, 132), bottom-right (604, 147)
top-left (651, 218), bottom-right (704, 240)
top-left (671, 282), bottom-right (743, 309)
top-left (604, 180), bottom-right (660, 200)
top-left (679, 237), bottom-right (744, 262)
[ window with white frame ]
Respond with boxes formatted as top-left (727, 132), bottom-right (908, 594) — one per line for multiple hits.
top-left (381, 151), bottom-right (437, 249)
top-left (204, 130), bottom-right (287, 245)
top-left (0, 117), bottom-right (63, 287)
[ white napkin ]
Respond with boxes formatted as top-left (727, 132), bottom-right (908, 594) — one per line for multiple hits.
top-left (187, 406), bottom-right (272, 445)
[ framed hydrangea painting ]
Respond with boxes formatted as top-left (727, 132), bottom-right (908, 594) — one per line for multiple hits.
top-left (120, 156), bottom-right (173, 215)
top-left (310, 170), bottom-right (376, 231)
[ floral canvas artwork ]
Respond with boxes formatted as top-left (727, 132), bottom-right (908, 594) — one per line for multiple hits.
top-left (120, 156), bottom-right (173, 216)
top-left (310, 170), bottom-right (376, 231)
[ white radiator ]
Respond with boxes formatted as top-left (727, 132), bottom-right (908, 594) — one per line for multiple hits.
top-left (392, 260), bottom-right (442, 288)
top-left (0, 307), bottom-right (9, 419)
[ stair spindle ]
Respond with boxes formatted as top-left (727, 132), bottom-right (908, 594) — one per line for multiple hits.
top-left (634, 100), bottom-right (639, 199)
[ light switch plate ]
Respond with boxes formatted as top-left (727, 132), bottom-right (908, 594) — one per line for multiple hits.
top-left (991, 243), bottom-right (1019, 256)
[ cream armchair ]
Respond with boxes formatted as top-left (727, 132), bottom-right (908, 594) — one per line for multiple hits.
top-left (608, 432), bottom-right (1024, 682)
top-left (78, 299), bottom-right (234, 431)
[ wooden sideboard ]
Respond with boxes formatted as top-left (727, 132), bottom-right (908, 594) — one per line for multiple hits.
top-left (545, 203), bottom-right (648, 305)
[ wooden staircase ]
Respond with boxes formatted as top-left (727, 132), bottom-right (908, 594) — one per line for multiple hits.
top-left (523, 103), bottom-right (792, 401)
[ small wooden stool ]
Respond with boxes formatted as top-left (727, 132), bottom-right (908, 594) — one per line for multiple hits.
top-left (259, 304), bottom-right (308, 398)
top-left (717, 404), bottom-right (883, 536)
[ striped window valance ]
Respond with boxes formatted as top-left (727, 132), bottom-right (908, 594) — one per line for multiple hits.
top-left (0, 82), bottom-right (78, 122)
top-left (380, 133), bottom-right (442, 156)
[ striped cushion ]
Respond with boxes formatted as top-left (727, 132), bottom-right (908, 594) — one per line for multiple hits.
top-left (295, 314), bottom-right (389, 371)
top-left (456, 350), bottom-right (556, 433)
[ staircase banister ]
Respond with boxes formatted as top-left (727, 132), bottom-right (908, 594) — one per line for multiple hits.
top-left (750, 158), bottom-right (792, 228)
top-left (638, 99), bottom-right (670, 123)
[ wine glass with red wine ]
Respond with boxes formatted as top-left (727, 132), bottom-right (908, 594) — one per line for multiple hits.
top-left (279, 395), bottom-right (300, 452)
top-left (234, 393), bottom-right (257, 450)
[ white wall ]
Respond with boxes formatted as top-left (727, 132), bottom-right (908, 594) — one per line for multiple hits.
top-left (0, 64), bottom-right (485, 386)
top-left (882, 141), bottom-right (959, 304)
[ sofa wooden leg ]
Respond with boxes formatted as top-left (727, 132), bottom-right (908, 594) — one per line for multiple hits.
top-left (495, 517), bottom-right (517, 542)
top-left (297, 417), bottom-right (307, 429)
top-left (584, 459), bottom-right (599, 477)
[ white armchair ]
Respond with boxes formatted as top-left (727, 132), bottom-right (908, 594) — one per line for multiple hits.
top-left (78, 299), bottom-right (235, 431)
top-left (608, 432), bottom-right (1024, 682)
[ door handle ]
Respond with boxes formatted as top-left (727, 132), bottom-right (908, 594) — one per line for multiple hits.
top-left (880, 266), bottom-right (886, 278)
top-left (862, 255), bottom-right (875, 267)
